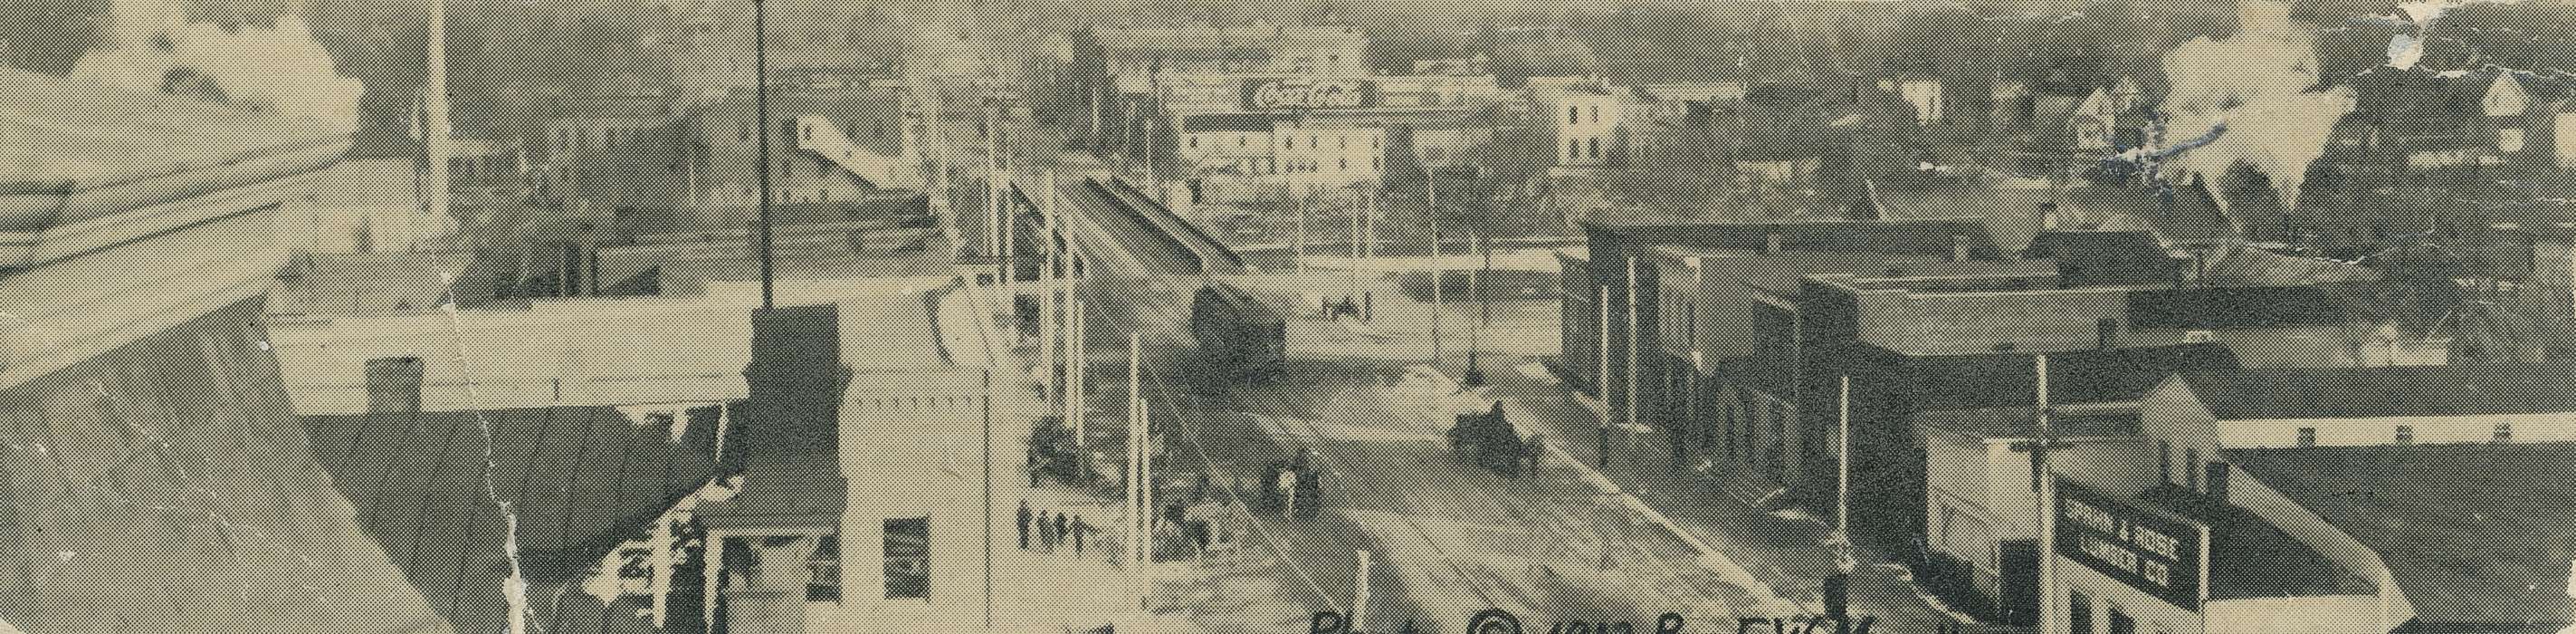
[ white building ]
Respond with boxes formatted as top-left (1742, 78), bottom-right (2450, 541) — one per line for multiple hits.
top-left (1531, 77), bottom-right (1626, 168)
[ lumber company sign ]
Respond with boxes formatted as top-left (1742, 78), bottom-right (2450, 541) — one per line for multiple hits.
top-left (2056, 477), bottom-right (2209, 610)
top-left (1242, 78), bottom-right (1378, 110)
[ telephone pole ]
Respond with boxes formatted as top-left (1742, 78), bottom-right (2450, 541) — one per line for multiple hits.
top-left (754, 0), bottom-right (773, 309)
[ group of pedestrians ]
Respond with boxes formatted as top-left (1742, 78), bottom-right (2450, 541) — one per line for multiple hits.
top-left (1016, 500), bottom-right (1091, 557)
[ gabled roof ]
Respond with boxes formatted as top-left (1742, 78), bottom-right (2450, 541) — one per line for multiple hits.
top-left (2171, 364), bottom-right (2576, 419)
top-left (2229, 444), bottom-right (2576, 627)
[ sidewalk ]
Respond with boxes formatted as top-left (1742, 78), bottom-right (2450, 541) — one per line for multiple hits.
top-left (1475, 360), bottom-right (2018, 633)
top-left (930, 279), bottom-right (1313, 633)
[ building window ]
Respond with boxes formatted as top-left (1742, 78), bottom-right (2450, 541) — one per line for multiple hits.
top-left (806, 533), bottom-right (842, 601)
top-left (2110, 609), bottom-right (2135, 634)
top-left (1372, 157), bottom-right (1381, 170)
top-left (1188, 136), bottom-right (1198, 149)
top-left (2396, 425), bottom-right (2415, 446)
top-left (2185, 448), bottom-right (2200, 491)
top-left (1569, 106), bottom-right (1580, 125)
top-left (2496, 422), bottom-right (2514, 443)
top-left (1283, 137), bottom-right (1293, 149)
top-left (2296, 427), bottom-right (2316, 447)
top-left (1569, 139), bottom-right (1580, 161)
top-left (1371, 136), bottom-right (1380, 149)
top-left (883, 517), bottom-right (930, 599)
top-left (1588, 138), bottom-right (1600, 159)
top-left (1590, 105), bottom-right (1600, 123)
top-left (1339, 158), bottom-right (1349, 170)
top-left (2069, 591), bottom-right (2094, 634)
top-left (1339, 136), bottom-right (1348, 149)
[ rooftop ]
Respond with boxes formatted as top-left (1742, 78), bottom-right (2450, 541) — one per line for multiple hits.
top-left (2171, 364), bottom-right (2576, 420)
top-left (1584, 218), bottom-right (2007, 260)
top-left (0, 68), bottom-right (348, 193)
top-left (2129, 485), bottom-right (2381, 601)
top-left (2230, 444), bottom-right (2576, 627)
top-left (1913, 405), bottom-right (2140, 441)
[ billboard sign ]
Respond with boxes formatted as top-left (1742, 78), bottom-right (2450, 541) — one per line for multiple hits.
top-left (1242, 78), bottom-right (1378, 110)
top-left (2056, 477), bottom-right (2208, 610)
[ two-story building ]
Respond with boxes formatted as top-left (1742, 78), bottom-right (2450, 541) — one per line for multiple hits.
top-left (1531, 77), bottom-right (1627, 168)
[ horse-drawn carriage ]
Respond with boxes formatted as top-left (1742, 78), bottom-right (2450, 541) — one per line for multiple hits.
top-left (1449, 403), bottom-right (1541, 477)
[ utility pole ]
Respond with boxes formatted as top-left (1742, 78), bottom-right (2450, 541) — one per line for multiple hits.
top-left (754, 0), bottom-right (772, 310)
top-left (1626, 255), bottom-right (1640, 465)
top-left (1042, 170), bottom-right (1059, 411)
top-left (987, 104), bottom-right (1004, 288)
top-left (1127, 332), bottom-right (1143, 571)
top-left (423, 0), bottom-right (449, 247)
top-left (1294, 194), bottom-right (1306, 274)
top-left (1430, 172), bottom-right (1443, 368)
top-left (982, 368), bottom-right (995, 630)
top-left (1466, 233), bottom-right (1487, 386)
top-left (2032, 353), bottom-right (2058, 634)
top-left (1598, 284), bottom-right (1610, 468)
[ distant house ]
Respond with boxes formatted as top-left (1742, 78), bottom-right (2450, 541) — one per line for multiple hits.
top-left (2331, 68), bottom-right (2570, 173)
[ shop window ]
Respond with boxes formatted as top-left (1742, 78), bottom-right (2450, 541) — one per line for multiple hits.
top-left (2296, 427), bottom-right (2316, 447)
top-left (806, 533), bottom-right (842, 601)
top-left (2495, 423), bottom-right (2514, 443)
top-left (2396, 425), bottom-right (2415, 446)
top-left (883, 517), bottom-right (930, 599)
top-left (2069, 591), bottom-right (2094, 634)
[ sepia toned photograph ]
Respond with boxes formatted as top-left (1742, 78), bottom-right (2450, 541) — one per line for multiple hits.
top-left (5, 0), bottom-right (2576, 632)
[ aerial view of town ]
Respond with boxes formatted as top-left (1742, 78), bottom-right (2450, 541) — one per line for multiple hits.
top-left (5, 0), bottom-right (2576, 632)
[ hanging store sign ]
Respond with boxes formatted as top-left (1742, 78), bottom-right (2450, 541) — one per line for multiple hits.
top-left (2056, 477), bottom-right (2208, 610)
top-left (1242, 78), bottom-right (1379, 110)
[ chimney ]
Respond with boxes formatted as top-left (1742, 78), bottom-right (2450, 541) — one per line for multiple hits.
top-left (1951, 235), bottom-right (1970, 262)
top-left (364, 357), bottom-right (425, 414)
top-left (2203, 461), bottom-right (2230, 504)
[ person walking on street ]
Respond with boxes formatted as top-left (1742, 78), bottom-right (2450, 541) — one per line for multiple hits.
top-left (1037, 510), bottom-right (1054, 552)
top-left (1016, 500), bottom-right (1033, 550)
top-left (1027, 447), bottom-right (1043, 488)
top-left (1071, 514), bottom-right (1088, 556)
top-left (1053, 514), bottom-right (1070, 556)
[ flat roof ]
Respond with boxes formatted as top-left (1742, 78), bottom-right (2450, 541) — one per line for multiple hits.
top-left (1913, 405), bottom-right (2139, 441)
top-left (2230, 445), bottom-right (2576, 626)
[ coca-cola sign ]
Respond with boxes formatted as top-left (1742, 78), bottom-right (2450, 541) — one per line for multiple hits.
top-left (1242, 78), bottom-right (1378, 110)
